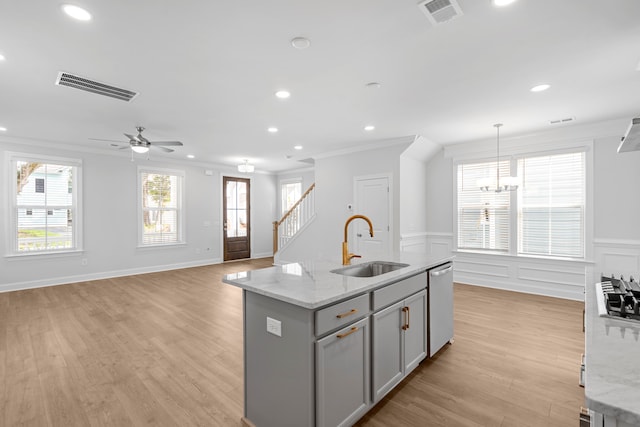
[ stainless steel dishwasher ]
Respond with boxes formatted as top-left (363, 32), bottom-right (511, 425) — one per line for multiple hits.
top-left (428, 262), bottom-right (454, 357)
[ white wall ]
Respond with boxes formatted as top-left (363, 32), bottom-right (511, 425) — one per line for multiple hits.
top-left (593, 134), bottom-right (640, 280)
top-left (246, 172), bottom-right (277, 258)
top-left (422, 119), bottom-right (640, 300)
top-left (0, 140), bottom-right (276, 292)
top-left (277, 141), bottom-right (412, 263)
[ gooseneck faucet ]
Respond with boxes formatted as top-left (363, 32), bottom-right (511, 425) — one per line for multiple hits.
top-left (342, 214), bottom-right (374, 265)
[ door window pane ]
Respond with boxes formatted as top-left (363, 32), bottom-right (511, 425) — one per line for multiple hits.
top-left (226, 186), bottom-right (248, 238)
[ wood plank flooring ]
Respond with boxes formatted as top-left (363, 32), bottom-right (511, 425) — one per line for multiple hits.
top-left (0, 258), bottom-right (584, 426)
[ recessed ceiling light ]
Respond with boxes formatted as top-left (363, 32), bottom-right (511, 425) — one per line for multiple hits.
top-left (187, 154), bottom-right (195, 159)
top-left (275, 90), bottom-right (290, 99)
top-left (268, 127), bottom-right (278, 133)
top-left (291, 37), bottom-right (311, 49)
top-left (294, 145), bottom-right (303, 150)
top-left (0, 53), bottom-right (5, 61)
top-left (364, 125), bottom-right (375, 131)
top-left (0, 126), bottom-right (7, 132)
top-left (493, 0), bottom-right (517, 6)
top-left (530, 84), bottom-right (550, 92)
top-left (62, 4), bottom-right (92, 21)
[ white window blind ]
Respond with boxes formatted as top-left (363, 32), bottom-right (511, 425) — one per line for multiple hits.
top-left (517, 152), bottom-right (585, 258)
top-left (457, 160), bottom-right (510, 252)
top-left (140, 170), bottom-right (183, 246)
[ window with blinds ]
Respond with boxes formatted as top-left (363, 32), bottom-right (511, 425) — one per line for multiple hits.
top-left (456, 149), bottom-right (586, 259)
top-left (517, 152), bottom-right (585, 258)
top-left (457, 160), bottom-right (511, 252)
top-left (10, 154), bottom-right (81, 255)
top-left (140, 169), bottom-right (184, 246)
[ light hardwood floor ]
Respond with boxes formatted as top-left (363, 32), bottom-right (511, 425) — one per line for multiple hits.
top-left (1, 258), bottom-right (584, 426)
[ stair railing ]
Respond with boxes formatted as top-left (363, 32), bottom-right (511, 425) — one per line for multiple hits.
top-left (273, 183), bottom-right (315, 254)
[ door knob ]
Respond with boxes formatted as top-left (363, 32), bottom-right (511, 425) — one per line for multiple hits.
top-left (357, 233), bottom-right (362, 237)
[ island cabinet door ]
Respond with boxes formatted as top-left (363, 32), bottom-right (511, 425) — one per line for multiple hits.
top-left (316, 316), bottom-right (370, 427)
top-left (403, 289), bottom-right (427, 374)
top-left (371, 300), bottom-right (404, 403)
top-left (372, 290), bottom-right (427, 403)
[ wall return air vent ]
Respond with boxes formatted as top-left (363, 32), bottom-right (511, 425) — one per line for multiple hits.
top-left (417, 0), bottom-right (463, 25)
top-left (55, 72), bottom-right (138, 102)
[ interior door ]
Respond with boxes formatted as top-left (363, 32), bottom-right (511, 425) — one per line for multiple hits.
top-left (354, 176), bottom-right (390, 258)
top-left (223, 176), bottom-right (251, 261)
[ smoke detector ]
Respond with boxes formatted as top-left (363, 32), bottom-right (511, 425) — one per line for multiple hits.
top-left (417, 0), bottom-right (463, 25)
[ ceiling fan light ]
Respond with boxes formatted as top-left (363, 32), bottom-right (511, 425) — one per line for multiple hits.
top-left (131, 145), bottom-right (149, 154)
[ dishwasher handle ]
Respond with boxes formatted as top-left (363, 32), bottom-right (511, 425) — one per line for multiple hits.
top-left (430, 265), bottom-right (452, 277)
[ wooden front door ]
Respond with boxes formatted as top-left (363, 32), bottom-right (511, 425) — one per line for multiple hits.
top-left (223, 176), bottom-right (251, 261)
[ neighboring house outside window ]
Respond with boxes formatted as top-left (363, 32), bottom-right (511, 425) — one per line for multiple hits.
top-left (456, 148), bottom-right (587, 260)
top-left (139, 167), bottom-right (184, 246)
top-left (8, 153), bottom-right (82, 255)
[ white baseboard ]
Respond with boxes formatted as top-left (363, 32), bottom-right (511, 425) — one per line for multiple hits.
top-left (251, 251), bottom-right (274, 259)
top-left (0, 257), bottom-right (223, 293)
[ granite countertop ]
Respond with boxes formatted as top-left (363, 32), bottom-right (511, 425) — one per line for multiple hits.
top-left (222, 252), bottom-right (452, 309)
top-left (585, 282), bottom-right (640, 424)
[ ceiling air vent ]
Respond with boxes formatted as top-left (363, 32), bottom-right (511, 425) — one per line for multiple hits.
top-left (55, 72), bottom-right (138, 102)
top-left (417, 0), bottom-right (463, 25)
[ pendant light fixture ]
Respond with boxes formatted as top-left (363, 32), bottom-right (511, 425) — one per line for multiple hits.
top-left (238, 159), bottom-right (255, 173)
top-left (479, 123), bottom-right (518, 193)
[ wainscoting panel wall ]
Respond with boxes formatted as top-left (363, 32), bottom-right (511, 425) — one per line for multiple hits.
top-left (593, 239), bottom-right (640, 283)
top-left (404, 234), bottom-right (640, 301)
top-left (454, 252), bottom-right (589, 301)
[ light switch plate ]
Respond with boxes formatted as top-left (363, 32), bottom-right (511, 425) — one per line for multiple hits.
top-left (266, 317), bottom-right (282, 337)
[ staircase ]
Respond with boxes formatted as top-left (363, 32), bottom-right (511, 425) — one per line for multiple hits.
top-left (273, 183), bottom-right (316, 254)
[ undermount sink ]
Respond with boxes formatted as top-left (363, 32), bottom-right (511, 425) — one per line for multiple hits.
top-left (331, 261), bottom-right (409, 278)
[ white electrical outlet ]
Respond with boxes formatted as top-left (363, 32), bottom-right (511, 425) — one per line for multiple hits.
top-left (266, 317), bottom-right (282, 337)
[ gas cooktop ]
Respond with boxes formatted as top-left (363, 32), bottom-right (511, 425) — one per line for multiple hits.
top-left (597, 274), bottom-right (640, 322)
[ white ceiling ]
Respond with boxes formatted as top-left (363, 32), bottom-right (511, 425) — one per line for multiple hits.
top-left (1, 0), bottom-right (639, 172)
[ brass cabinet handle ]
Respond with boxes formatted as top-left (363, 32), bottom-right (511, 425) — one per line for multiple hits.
top-left (337, 326), bottom-right (358, 339)
top-left (336, 308), bottom-right (358, 319)
top-left (402, 306), bottom-right (410, 330)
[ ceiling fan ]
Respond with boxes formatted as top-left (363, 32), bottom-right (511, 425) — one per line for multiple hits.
top-left (90, 126), bottom-right (183, 153)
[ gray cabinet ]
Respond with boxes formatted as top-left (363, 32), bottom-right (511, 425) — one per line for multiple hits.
top-left (372, 289), bottom-right (427, 403)
top-left (316, 316), bottom-right (370, 427)
top-left (240, 268), bottom-right (444, 426)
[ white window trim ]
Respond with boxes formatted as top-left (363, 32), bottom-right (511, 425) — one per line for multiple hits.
top-left (137, 166), bottom-right (186, 248)
top-left (279, 177), bottom-right (303, 217)
top-left (452, 139), bottom-right (594, 262)
top-left (5, 151), bottom-right (83, 258)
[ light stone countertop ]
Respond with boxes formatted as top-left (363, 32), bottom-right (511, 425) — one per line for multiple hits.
top-left (223, 252), bottom-right (453, 309)
top-left (585, 282), bottom-right (640, 425)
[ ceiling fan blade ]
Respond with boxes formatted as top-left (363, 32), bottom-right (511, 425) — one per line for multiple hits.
top-left (88, 137), bottom-right (125, 143)
top-left (150, 141), bottom-right (183, 146)
top-left (153, 145), bottom-right (174, 153)
top-left (124, 133), bottom-right (141, 142)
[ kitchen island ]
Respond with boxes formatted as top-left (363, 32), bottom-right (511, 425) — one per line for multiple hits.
top-left (223, 252), bottom-right (453, 427)
top-left (584, 282), bottom-right (640, 426)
